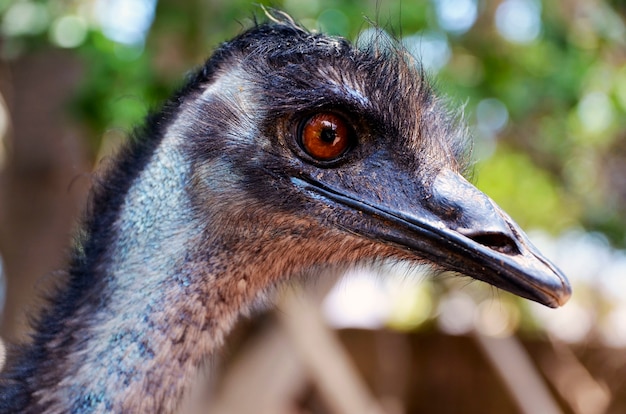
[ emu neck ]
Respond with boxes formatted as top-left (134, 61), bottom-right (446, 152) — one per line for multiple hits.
top-left (34, 129), bottom-right (254, 413)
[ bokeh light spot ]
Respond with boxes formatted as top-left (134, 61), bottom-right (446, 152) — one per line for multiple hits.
top-left (530, 298), bottom-right (592, 343)
top-left (402, 31), bottom-right (451, 72)
top-left (50, 15), bottom-right (88, 48)
top-left (96, 0), bottom-right (156, 46)
top-left (356, 27), bottom-right (394, 52)
top-left (495, 0), bottom-right (542, 44)
top-left (577, 91), bottom-right (615, 134)
top-left (476, 98), bottom-right (509, 135)
top-left (437, 291), bottom-right (476, 335)
top-left (323, 270), bottom-right (391, 329)
top-left (475, 299), bottom-right (520, 337)
top-left (1, 1), bottom-right (48, 36)
top-left (388, 283), bottom-right (433, 331)
top-left (433, 0), bottom-right (478, 34)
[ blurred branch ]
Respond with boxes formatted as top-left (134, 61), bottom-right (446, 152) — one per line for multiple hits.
top-left (277, 286), bottom-right (387, 414)
top-left (474, 333), bottom-right (563, 414)
top-left (540, 339), bottom-right (612, 414)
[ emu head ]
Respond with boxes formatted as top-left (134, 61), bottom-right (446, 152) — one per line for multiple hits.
top-left (176, 19), bottom-right (570, 308)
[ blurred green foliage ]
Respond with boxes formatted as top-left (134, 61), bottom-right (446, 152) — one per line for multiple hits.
top-left (1, 0), bottom-right (625, 248)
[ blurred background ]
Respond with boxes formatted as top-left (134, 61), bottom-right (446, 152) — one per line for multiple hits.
top-left (0, 0), bottom-right (625, 413)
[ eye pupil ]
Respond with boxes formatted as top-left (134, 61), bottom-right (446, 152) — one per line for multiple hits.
top-left (300, 113), bottom-right (352, 162)
top-left (319, 127), bottom-right (336, 143)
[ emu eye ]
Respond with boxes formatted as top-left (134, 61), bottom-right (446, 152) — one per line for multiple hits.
top-left (300, 113), bottom-right (352, 161)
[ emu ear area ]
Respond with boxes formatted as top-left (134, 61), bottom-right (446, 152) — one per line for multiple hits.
top-left (292, 159), bottom-right (571, 308)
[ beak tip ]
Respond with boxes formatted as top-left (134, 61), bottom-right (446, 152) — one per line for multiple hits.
top-left (541, 272), bottom-right (572, 308)
top-left (555, 281), bottom-right (572, 307)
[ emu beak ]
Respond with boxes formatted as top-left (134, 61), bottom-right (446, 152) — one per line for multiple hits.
top-left (415, 168), bottom-right (571, 307)
top-left (294, 168), bottom-right (571, 308)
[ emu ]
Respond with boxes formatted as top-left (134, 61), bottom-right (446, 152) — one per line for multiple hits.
top-left (0, 15), bottom-right (570, 413)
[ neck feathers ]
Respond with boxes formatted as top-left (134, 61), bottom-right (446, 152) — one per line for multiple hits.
top-left (0, 92), bottom-right (257, 413)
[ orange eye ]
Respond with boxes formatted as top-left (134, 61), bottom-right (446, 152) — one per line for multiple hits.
top-left (300, 113), bottom-right (352, 161)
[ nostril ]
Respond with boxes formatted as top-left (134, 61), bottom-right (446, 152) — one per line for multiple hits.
top-left (466, 232), bottom-right (520, 255)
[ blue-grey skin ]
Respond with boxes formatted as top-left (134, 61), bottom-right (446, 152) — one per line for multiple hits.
top-left (0, 15), bottom-right (571, 414)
